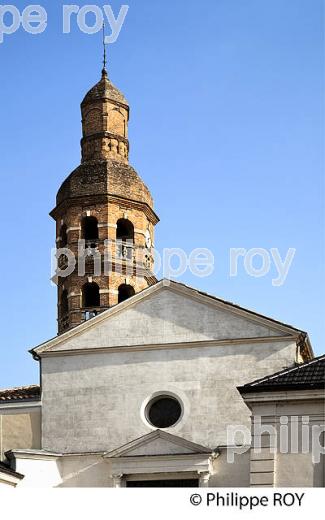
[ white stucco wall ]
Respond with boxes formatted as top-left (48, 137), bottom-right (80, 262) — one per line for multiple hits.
top-left (275, 399), bottom-right (324, 487)
top-left (57, 455), bottom-right (110, 487)
top-left (209, 448), bottom-right (251, 487)
top-left (41, 335), bottom-right (296, 454)
top-left (243, 393), bottom-right (325, 487)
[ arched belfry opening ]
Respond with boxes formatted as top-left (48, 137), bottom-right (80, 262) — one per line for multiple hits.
top-left (116, 219), bottom-right (134, 260)
top-left (82, 282), bottom-right (100, 308)
top-left (82, 216), bottom-right (99, 242)
top-left (60, 224), bottom-right (68, 248)
top-left (116, 219), bottom-right (134, 242)
top-left (118, 284), bottom-right (135, 304)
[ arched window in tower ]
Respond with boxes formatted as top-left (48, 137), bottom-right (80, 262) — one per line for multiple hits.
top-left (82, 216), bottom-right (99, 246)
top-left (116, 219), bottom-right (134, 242)
top-left (118, 284), bottom-right (135, 304)
top-left (82, 282), bottom-right (100, 308)
top-left (60, 224), bottom-right (68, 248)
top-left (116, 219), bottom-right (134, 260)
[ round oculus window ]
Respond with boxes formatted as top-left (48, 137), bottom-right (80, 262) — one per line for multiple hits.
top-left (146, 395), bottom-right (182, 428)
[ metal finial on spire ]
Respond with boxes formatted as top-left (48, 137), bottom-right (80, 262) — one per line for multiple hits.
top-left (102, 23), bottom-right (107, 76)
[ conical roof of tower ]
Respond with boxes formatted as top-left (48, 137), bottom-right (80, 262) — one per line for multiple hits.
top-left (81, 69), bottom-right (128, 107)
top-left (54, 160), bottom-right (155, 212)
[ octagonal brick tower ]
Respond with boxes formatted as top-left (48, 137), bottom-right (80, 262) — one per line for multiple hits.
top-left (51, 67), bottom-right (159, 334)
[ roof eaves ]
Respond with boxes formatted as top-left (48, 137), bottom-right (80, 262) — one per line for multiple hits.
top-left (238, 354), bottom-right (325, 394)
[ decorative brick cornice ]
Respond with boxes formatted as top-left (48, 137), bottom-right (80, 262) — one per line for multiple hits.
top-left (81, 132), bottom-right (129, 147)
top-left (50, 193), bottom-right (159, 225)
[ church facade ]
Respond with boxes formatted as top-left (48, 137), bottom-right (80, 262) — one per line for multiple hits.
top-left (0, 66), bottom-right (324, 488)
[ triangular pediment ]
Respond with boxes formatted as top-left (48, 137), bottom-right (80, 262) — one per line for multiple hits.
top-left (103, 430), bottom-right (212, 458)
top-left (33, 280), bottom-right (304, 355)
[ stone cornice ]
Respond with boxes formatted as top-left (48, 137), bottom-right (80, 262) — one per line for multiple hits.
top-left (0, 401), bottom-right (41, 411)
top-left (240, 388), bottom-right (325, 404)
top-left (7, 449), bottom-right (107, 460)
top-left (103, 430), bottom-right (212, 458)
top-left (107, 453), bottom-right (212, 479)
top-left (36, 335), bottom-right (297, 359)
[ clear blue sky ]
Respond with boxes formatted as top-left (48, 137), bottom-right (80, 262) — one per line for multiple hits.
top-left (0, 0), bottom-right (323, 388)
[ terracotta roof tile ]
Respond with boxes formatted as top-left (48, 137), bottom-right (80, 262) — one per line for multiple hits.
top-left (0, 385), bottom-right (40, 402)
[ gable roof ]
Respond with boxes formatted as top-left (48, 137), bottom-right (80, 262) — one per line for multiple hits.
top-left (0, 385), bottom-right (40, 402)
top-left (238, 354), bottom-right (325, 393)
top-left (103, 429), bottom-right (212, 458)
top-left (30, 279), bottom-right (312, 358)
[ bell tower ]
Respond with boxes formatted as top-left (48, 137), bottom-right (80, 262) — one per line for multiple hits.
top-left (51, 64), bottom-right (159, 334)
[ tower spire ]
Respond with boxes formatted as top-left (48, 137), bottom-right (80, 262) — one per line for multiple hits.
top-left (102, 23), bottom-right (107, 76)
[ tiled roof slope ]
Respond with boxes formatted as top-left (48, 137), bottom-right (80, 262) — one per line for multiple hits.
top-left (81, 70), bottom-right (128, 107)
top-left (238, 355), bottom-right (325, 393)
top-left (0, 385), bottom-right (40, 402)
